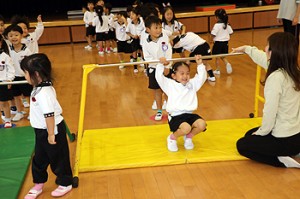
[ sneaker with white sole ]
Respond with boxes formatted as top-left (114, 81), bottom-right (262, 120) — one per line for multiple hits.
top-left (84, 45), bottom-right (92, 49)
top-left (152, 100), bottom-right (157, 110)
top-left (25, 188), bottom-right (43, 199)
top-left (98, 50), bottom-right (104, 55)
top-left (133, 69), bottom-right (138, 73)
top-left (154, 111), bottom-right (163, 121)
top-left (10, 106), bottom-right (17, 114)
top-left (12, 112), bottom-right (24, 122)
top-left (184, 136), bottom-right (194, 150)
top-left (213, 70), bottom-right (220, 75)
top-left (208, 76), bottom-right (216, 82)
top-left (226, 63), bottom-right (232, 74)
top-left (119, 65), bottom-right (125, 69)
top-left (51, 185), bottom-right (72, 197)
top-left (167, 134), bottom-right (178, 152)
top-left (113, 47), bottom-right (118, 53)
top-left (22, 98), bottom-right (30, 108)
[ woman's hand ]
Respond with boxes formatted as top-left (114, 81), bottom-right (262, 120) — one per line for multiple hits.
top-left (231, 45), bottom-right (247, 53)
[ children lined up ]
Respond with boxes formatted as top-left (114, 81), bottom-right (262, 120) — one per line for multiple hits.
top-left (0, 14), bottom-right (44, 126)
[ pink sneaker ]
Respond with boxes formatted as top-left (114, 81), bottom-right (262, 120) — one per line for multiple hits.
top-left (24, 188), bottom-right (42, 199)
top-left (4, 121), bottom-right (12, 128)
top-left (51, 185), bottom-right (72, 197)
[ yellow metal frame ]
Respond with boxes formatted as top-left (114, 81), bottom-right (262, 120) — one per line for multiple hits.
top-left (73, 64), bottom-right (97, 178)
top-left (253, 65), bottom-right (265, 117)
top-left (73, 57), bottom-right (262, 183)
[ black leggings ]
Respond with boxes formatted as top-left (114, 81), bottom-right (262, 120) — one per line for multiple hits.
top-left (236, 127), bottom-right (300, 167)
top-left (32, 120), bottom-right (73, 186)
top-left (282, 19), bottom-right (300, 46)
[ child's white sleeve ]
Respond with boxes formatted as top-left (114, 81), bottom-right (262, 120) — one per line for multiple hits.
top-left (155, 63), bottom-right (170, 94)
top-left (34, 22), bottom-right (44, 41)
top-left (191, 63), bottom-right (207, 91)
top-left (6, 55), bottom-right (15, 81)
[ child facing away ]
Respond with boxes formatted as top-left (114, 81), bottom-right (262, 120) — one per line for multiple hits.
top-left (4, 24), bottom-right (33, 122)
top-left (142, 15), bottom-right (172, 121)
top-left (155, 55), bottom-right (207, 152)
top-left (161, 5), bottom-right (186, 58)
top-left (22, 53), bottom-right (73, 199)
top-left (111, 11), bottom-right (132, 69)
top-left (233, 32), bottom-right (300, 168)
top-left (92, 5), bottom-right (110, 55)
top-left (211, 8), bottom-right (233, 75)
top-left (83, 0), bottom-right (96, 50)
top-left (171, 32), bottom-right (216, 82)
top-left (104, 2), bottom-right (117, 53)
top-left (0, 34), bottom-right (15, 128)
top-left (11, 14), bottom-right (44, 54)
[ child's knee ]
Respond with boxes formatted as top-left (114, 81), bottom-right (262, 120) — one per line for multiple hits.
top-left (193, 119), bottom-right (206, 131)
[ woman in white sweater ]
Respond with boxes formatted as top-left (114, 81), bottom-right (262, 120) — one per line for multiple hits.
top-left (233, 32), bottom-right (300, 168)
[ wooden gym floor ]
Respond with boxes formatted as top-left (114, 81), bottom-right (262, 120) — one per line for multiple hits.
top-left (17, 27), bottom-right (300, 199)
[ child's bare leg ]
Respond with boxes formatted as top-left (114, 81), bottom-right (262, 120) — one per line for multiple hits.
top-left (154, 89), bottom-right (162, 110)
top-left (203, 60), bottom-right (215, 81)
top-left (221, 57), bottom-right (232, 74)
top-left (187, 119), bottom-right (206, 138)
top-left (172, 122), bottom-right (191, 139)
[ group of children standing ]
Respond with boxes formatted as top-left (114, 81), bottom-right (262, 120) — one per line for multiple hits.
top-left (0, 14), bottom-right (44, 128)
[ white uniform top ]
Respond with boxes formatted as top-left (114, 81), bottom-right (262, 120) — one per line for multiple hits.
top-left (83, 11), bottom-right (97, 27)
top-left (22, 22), bottom-right (44, 53)
top-left (142, 32), bottom-right (172, 68)
top-left (173, 32), bottom-right (206, 52)
top-left (30, 84), bottom-right (63, 135)
top-left (162, 20), bottom-right (184, 34)
top-left (112, 21), bottom-right (129, 41)
top-left (0, 52), bottom-right (15, 81)
top-left (92, 15), bottom-right (109, 33)
top-left (277, 0), bottom-right (300, 23)
top-left (140, 29), bottom-right (172, 47)
top-left (106, 13), bottom-right (115, 31)
top-left (9, 44), bottom-right (32, 77)
top-left (245, 46), bottom-right (300, 138)
top-left (126, 18), bottom-right (145, 37)
top-left (211, 23), bottom-right (233, 42)
top-left (155, 63), bottom-right (207, 117)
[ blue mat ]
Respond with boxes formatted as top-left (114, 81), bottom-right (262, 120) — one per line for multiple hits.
top-left (0, 126), bottom-right (35, 199)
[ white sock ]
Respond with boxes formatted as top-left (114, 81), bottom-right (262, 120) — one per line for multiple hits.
top-left (278, 156), bottom-right (300, 168)
top-left (4, 117), bottom-right (11, 123)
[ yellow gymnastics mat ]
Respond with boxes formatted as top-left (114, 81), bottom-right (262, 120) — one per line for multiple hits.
top-left (79, 118), bottom-right (262, 172)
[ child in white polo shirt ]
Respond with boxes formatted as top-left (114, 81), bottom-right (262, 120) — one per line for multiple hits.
top-left (142, 15), bottom-right (172, 121)
top-left (211, 8), bottom-right (233, 75)
top-left (22, 53), bottom-right (73, 199)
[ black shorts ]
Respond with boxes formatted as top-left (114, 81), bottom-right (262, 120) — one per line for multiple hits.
top-left (0, 84), bottom-right (13, 101)
top-left (212, 41), bottom-right (229, 55)
top-left (189, 42), bottom-right (212, 61)
top-left (11, 76), bottom-right (33, 97)
top-left (96, 32), bottom-right (109, 41)
top-left (173, 47), bottom-right (184, 54)
top-left (147, 67), bottom-right (172, 89)
top-left (147, 67), bottom-right (160, 89)
top-left (107, 30), bottom-right (116, 40)
top-left (86, 25), bottom-right (96, 37)
top-left (131, 38), bottom-right (142, 52)
top-left (117, 40), bottom-right (133, 53)
top-left (168, 113), bottom-right (202, 132)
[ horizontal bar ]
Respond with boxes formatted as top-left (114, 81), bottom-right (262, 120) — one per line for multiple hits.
top-left (84, 52), bottom-right (245, 69)
top-left (0, 80), bottom-right (28, 86)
